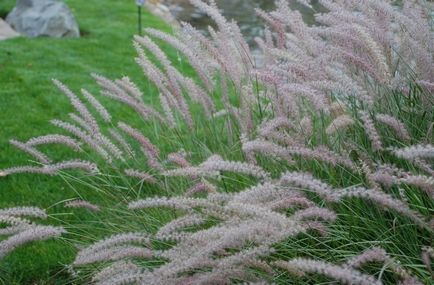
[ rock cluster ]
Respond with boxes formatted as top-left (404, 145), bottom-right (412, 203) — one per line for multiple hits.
top-left (6, 0), bottom-right (80, 38)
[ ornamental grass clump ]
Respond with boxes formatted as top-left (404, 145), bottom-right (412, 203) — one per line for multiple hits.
top-left (0, 207), bottom-right (66, 259)
top-left (1, 0), bottom-right (433, 284)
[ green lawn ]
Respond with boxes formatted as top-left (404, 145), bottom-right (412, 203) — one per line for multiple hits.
top-left (0, 1), bottom-right (176, 283)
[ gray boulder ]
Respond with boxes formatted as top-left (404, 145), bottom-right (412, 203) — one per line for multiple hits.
top-left (6, 0), bottom-right (80, 38)
top-left (0, 19), bottom-right (20, 41)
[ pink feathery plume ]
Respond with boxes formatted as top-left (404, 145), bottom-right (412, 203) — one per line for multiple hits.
top-left (118, 122), bottom-right (159, 158)
top-left (0, 225), bottom-right (66, 259)
top-left (326, 115), bottom-right (355, 135)
top-left (185, 180), bottom-right (217, 197)
top-left (81, 89), bottom-right (112, 122)
top-left (52, 79), bottom-right (99, 133)
top-left (376, 114), bottom-right (410, 142)
top-left (50, 119), bottom-right (111, 161)
top-left (9, 139), bottom-right (51, 164)
top-left (25, 135), bottom-right (82, 152)
top-left (360, 111), bottom-right (383, 151)
top-left (391, 144), bottom-right (434, 160)
top-left (167, 152), bottom-right (190, 168)
top-left (124, 169), bottom-right (158, 184)
top-left (64, 199), bottom-right (100, 212)
top-left (274, 258), bottom-right (381, 285)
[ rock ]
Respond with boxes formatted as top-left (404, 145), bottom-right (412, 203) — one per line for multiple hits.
top-left (6, 0), bottom-right (79, 38)
top-left (0, 18), bottom-right (20, 41)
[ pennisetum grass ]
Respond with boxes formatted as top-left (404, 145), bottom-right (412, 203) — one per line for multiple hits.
top-left (1, 0), bottom-right (433, 284)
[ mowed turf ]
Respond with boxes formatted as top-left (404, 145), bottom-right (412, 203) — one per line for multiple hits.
top-left (0, 1), bottom-right (175, 283)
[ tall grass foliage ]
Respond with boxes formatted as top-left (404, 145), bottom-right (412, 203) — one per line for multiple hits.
top-left (1, 0), bottom-right (433, 284)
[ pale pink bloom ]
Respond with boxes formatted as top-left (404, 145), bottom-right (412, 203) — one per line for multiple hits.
top-left (200, 155), bottom-right (270, 180)
top-left (145, 27), bottom-right (213, 91)
top-left (45, 160), bottom-right (99, 174)
top-left (64, 199), bottom-right (100, 212)
top-left (74, 245), bottom-right (152, 265)
top-left (333, 187), bottom-right (428, 229)
top-left (156, 214), bottom-right (205, 238)
top-left (68, 113), bottom-right (94, 134)
top-left (293, 207), bottom-right (337, 222)
top-left (326, 114), bottom-right (354, 135)
top-left (360, 111), bottom-right (383, 151)
top-left (81, 89), bottom-right (111, 122)
top-left (108, 129), bottom-right (135, 157)
top-left (0, 207), bottom-right (47, 219)
top-left (124, 169), bottom-right (158, 184)
top-left (115, 77), bottom-right (144, 103)
top-left (242, 139), bottom-right (294, 164)
top-left (299, 116), bottom-right (313, 137)
top-left (0, 215), bottom-right (32, 226)
top-left (9, 139), bottom-right (51, 164)
top-left (0, 225), bottom-right (66, 259)
top-left (0, 224), bottom-right (32, 236)
top-left (258, 117), bottom-right (294, 138)
top-left (52, 79), bottom-right (99, 133)
top-left (91, 260), bottom-right (140, 283)
top-left (185, 180), bottom-right (217, 197)
top-left (167, 152), bottom-right (190, 168)
top-left (93, 73), bottom-right (166, 124)
top-left (287, 145), bottom-right (356, 170)
top-left (118, 122), bottom-right (159, 158)
top-left (0, 165), bottom-right (51, 176)
top-left (376, 114), bottom-right (411, 142)
top-left (345, 247), bottom-right (389, 268)
top-left (25, 135), bottom-right (82, 152)
top-left (274, 258), bottom-right (381, 285)
top-left (128, 197), bottom-right (205, 212)
top-left (159, 93), bottom-right (176, 127)
top-left (50, 119), bottom-right (111, 161)
top-left (421, 246), bottom-right (433, 275)
top-left (392, 144), bottom-right (434, 160)
top-left (1, 160), bottom-right (97, 176)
